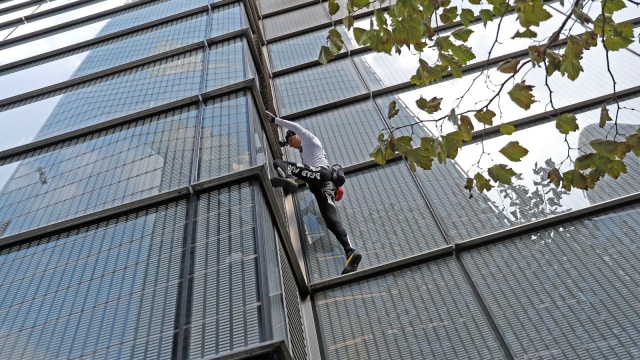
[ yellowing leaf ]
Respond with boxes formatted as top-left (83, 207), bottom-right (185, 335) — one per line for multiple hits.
top-left (474, 173), bottom-right (493, 192)
top-left (318, 45), bottom-right (335, 64)
top-left (459, 115), bottom-right (474, 141)
top-left (500, 123), bottom-right (516, 135)
top-left (599, 104), bottom-right (612, 128)
top-left (516, 0), bottom-right (552, 27)
top-left (548, 167), bottom-right (562, 187)
top-left (512, 29), bottom-right (537, 38)
top-left (500, 141), bottom-right (529, 161)
top-left (452, 28), bottom-right (474, 42)
top-left (556, 113), bottom-right (579, 134)
top-left (479, 9), bottom-right (494, 26)
top-left (590, 139), bottom-right (629, 159)
top-left (508, 81), bottom-right (536, 110)
top-left (416, 96), bottom-right (442, 114)
top-left (497, 58), bottom-right (521, 73)
top-left (475, 109), bottom-right (496, 126)
top-left (488, 164), bottom-right (517, 185)
top-left (626, 133), bottom-right (640, 156)
top-left (460, 8), bottom-right (475, 27)
top-left (327, 28), bottom-right (344, 53)
top-left (395, 136), bottom-right (414, 155)
top-left (327, 0), bottom-right (340, 15)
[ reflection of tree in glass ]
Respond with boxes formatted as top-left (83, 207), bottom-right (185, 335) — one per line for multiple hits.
top-left (492, 158), bottom-right (571, 223)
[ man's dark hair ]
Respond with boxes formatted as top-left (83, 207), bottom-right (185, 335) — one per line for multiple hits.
top-left (285, 130), bottom-right (296, 142)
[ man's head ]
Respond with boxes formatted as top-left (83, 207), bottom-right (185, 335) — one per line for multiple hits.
top-left (285, 130), bottom-right (301, 149)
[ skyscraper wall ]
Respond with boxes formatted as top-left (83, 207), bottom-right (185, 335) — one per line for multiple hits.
top-left (1, 1), bottom-right (639, 359)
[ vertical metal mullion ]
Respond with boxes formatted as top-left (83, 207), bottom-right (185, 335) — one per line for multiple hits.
top-left (253, 181), bottom-right (274, 343)
top-left (172, 5), bottom-right (213, 360)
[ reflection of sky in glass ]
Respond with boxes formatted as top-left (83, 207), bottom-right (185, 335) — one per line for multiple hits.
top-left (0, 53), bottom-right (88, 99)
top-left (0, 21), bottom-right (108, 65)
top-left (0, 96), bottom-right (60, 152)
top-left (455, 96), bottom-right (640, 213)
top-left (0, 0), bottom-right (30, 11)
top-left (7, 1), bottom-right (129, 39)
top-left (0, 0), bottom-right (83, 24)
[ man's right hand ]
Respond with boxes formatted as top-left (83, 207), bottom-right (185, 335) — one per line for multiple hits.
top-left (265, 111), bottom-right (277, 122)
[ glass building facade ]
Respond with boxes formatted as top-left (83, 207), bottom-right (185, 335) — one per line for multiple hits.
top-left (0, 1), bottom-right (638, 359)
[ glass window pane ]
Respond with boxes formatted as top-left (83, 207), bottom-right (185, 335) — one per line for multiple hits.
top-left (0, 201), bottom-right (186, 359)
top-left (274, 58), bottom-right (367, 116)
top-left (461, 202), bottom-right (640, 359)
top-left (191, 184), bottom-right (261, 358)
top-left (199, 92), bottom-right (254, 180)
top-left (296, 162), bottom-right (448, 282)
top-left (267, 26), bottom-right (353, 73)
top-left (315, 257), bottom-right (505, 359)
top-left (256, 0), bottom-right (315, 15)
top-left (0, 49), bottom-right (202, 143)
top-left (206, 37), bottom-right (256, 91)
top-left (0, 0), bottom-right (208, 66)
top-left (0, 106), bottom-right (197, 239)
top-left (210, 1), bottom-right (248, 38)
top-left (281, 100), bottom-right (389, 167)
top-left (0, 12), bottom-right (207, 99)
top-left (7, 1), bottom-right (131, 39)
top-left (262, 4), bottom-right (330, 41)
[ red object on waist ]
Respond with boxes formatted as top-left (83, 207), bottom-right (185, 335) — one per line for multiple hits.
top-left (335, 186), bottom-right (344, 201)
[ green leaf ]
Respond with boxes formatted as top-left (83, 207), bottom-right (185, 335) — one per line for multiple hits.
top-left (603, 0), bottom-right (626, 14)
top-left (626, 133), bottom-right (640, 156)
top-left (459, 115), bottom-right (474, 141)
top-left (464, 177), bottom-right (474, 191)
top-left (572, 7), bottom-right (593, 25)
top-left (607, 159), bottom-right (627, 179)
top-left (568, 169), bottom-right (589, 190)
top-left (395, 136), bottom-right (414, 155)
top-left (460, 8), bottom-right (475, 27)
top-left (508, 81), bottom-right (536, 110)
top-left (387, 100), bottom-right (399, 119)
top-left (440, 7), bottom-right (459, 24)
top-left (452, 28), bottom-right (474, 42)
top-left (556, 113), bottom-right (579, 134)
top-left (448, 109), bottom-right (459, 126)
top-left (370, 145), bottom-right (387, 165)
top-left (475, 109), bottom-right (496, 126)
top-left (416, 96), bottom-right (442, 114)
top-left (327, 28), bottom-right (344, 53)
top-left (353, 0), bottom-right (371, 8)
top-left (599, 104), bottom-right (612, 128)
top-left (545, 51), bottom-right (562, 76)
top-left (353, 27), bottom-right (367, 45)
top-left (318, 45), bottom-right (335, 65)
top-left (548, 167), bottom-right (562, 187)
top-left (420, 137), bottom-right (438, 158)
top-left (497, 58), bottom-right (521, 74)
top-left (516, 0), bottom-right (552, 27)
top-left (474, 173), bottom-right (493, 192)
top-left (442, 131), bottom-right (463, 159)
top-left (479, 9), bottom-right (494, 26)
top-left (327, 0), bottom-right (340, 15)
top-left (499, 141), bottom-right (529, 161)
top-left (500, 123), bottom-right (516, 135)
top-left (488, 164), bottom-right (517, 185)
top-left (590, 139), bottom-right (629, 159)
top-left (512, 28), bottom-right (537, 39)
top-left (343, 15), bottom-right (354, 29)
top-left (575, 153), bottom-right (595, 170)
top-left (411, 59), bottom-right (447, 86)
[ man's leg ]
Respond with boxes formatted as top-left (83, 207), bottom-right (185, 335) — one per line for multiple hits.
top-left (271, 160), bottom-right (298, 194)
top-left (311, 183), bottom-right (361, 274)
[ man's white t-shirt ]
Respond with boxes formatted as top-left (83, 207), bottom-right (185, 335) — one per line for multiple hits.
top-left (275, 117), bottom-right (330, 169)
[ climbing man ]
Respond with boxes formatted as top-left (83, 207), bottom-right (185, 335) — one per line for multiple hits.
top-left (266, 111), bottom-right (362, 275)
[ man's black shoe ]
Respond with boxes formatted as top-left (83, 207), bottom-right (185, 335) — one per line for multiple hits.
top-left (341, 250), bottom-right (362, 275)
top-left (270, 177), bottom-right (298, 194)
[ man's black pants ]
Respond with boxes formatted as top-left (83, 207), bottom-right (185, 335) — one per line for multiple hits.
top-left (273, 160), bottom-right (353, 255)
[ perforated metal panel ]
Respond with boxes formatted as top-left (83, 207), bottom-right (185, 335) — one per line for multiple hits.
top-left (461, 203), bottom-right (640, 359)
top-left (315, 257), bottom-right (505, 359)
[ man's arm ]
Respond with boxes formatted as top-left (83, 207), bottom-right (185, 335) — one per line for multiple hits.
top-left (266, 112), bottom-right (317, 144)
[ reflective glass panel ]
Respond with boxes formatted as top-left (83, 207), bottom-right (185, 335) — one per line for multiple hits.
top-left (0, 0), bottom-right (208, 65)
top-left (256, 0), bottom-right (315, 15)
top-left (461, 202), bottom-right (640, 359)
top-left (199, 92), bottom-right (259, 180)
top-left (376, 40), bottom-right (640, 137)
top-left (0, 49), bottom-right (202, 143)
top-left (0, 0), bottom-right (30, 11)
top-left (210, 1), bottom-right (248, 38)
top-left (451, 96), bottom-right (640, 228)
top-left (191, 184), bottom-right (261, 357)
top-left (0, 12), bottom-right (207, 99)
top-left (274, 58), bottom-right (367, 116)
top-left (0, 201), bottom-right (185, 359)
top-left (0, 106), bottom-right (197, 239)
top-left (7, 1), bottom-right (130, 39)
top-left (294, 162), bottom-right (448, 282)
top-left (314, 257), bottom-right (505, 359)
top-left (206, 37), bottom-right (256, 91)
top-left (281, 100), bottom-right (390, 167)
top-left (262, 3), bottom-right (330, 41)
top-left (267, 26), bottom-right (353, 73)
